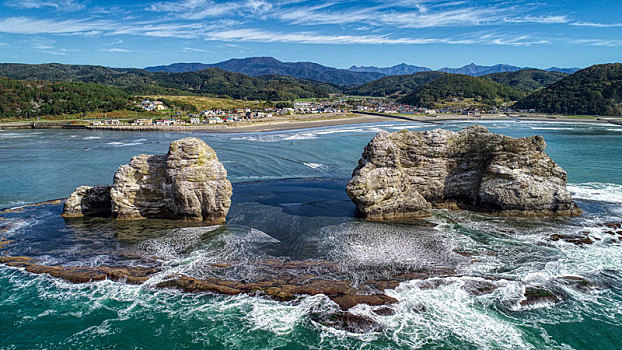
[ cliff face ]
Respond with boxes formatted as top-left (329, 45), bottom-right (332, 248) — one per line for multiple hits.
top-left (111, 137), bottom-right (232, 222)
top-left (62, 137), bottom-right (232, 223)
top-left (346, 125), bottom-right (580, 220)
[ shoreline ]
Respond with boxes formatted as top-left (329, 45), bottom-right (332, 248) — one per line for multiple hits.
top-left (1, 113), bottom-right (620, 133)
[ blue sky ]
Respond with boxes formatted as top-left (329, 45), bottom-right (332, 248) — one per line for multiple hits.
top-left (0, 0), bottom-right (620, 69)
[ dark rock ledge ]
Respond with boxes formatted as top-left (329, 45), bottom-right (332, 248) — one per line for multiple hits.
top-left (0, 256), bottom-right (401, 311)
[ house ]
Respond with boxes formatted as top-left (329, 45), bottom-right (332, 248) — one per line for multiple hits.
top-left (133, 118), bottom-right (152, 126)
top-left (190, 117), bottom-right (201, 124)
top-left (140, 100), bottom-right (168, 111)
top-left (152, 101), bottom-right (167, 110)
top-left (207, 117), bottom-right (223, 124)
top-left (100, 119), bottom-right (122, 125)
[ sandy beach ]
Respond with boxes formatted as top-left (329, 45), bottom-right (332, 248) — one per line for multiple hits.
top-left (85, 112), bottom-right (620, 133)
top-left (1, 112), bottom-right (620, 133)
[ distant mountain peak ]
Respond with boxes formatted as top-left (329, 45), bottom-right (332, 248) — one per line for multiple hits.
top-left (348, 63), bottom-right (430, 76)
top-left (143, 57), bottom-right (582, 84)
top-left (146, 56), bottom-right (386, 86)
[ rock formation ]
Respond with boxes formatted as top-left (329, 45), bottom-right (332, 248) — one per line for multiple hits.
top-left (62, 137), bottom-right (232, 223)
top-left (346, 125), bottom-right (580, 220)
top-left (61, 185), bottom-right (112, 217)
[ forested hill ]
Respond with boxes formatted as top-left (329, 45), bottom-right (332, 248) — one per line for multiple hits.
top-left (481, 69), bottom-right (568, 93)
top-left (346, 71), bottom-right (446, 97)
top-left (0, 63), bottom-right (151, 86)
top-left (0, 63), bottom-right (336, 101)
top-left (513, 63), bottom-right (622, 115)
top-left (134, 68), bottom-right (338, 100)
top-left (398, 74), bottom-right (525, 108)
top-left (0, 77), bottom-right (130, 119)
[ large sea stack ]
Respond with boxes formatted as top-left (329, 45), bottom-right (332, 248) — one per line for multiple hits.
top-left (62, 137), bottom-right (232, 223)
top-left (346, 125), bottom-right (580, 220)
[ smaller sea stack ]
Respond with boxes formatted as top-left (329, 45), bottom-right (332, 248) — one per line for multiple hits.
top-left (346, 125), bottom-right (581, 220)
top-left (62, 137), bottom-right (232, 223)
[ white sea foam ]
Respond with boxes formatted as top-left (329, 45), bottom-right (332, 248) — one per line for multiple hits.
top-left (530, 127), bottom-right (576, 131)
top-left (83, 136), bottom-right (101, 140)
top-left (568, 182), bottom-right (622, 204)
top-left (282, 132), bottom-right (317, 141)
top-left (249, 294), bottom-right (333, 335)
top-left (106, 141), bottom-right (144, 147)
top-left (375, 278), bottom-right (530, 349)
top-left (303, 162), bottom-right (323, 169)
top-left (0, 132), bottom-right (31, 139)
top-left (229, 124), bottom-right (391, 143)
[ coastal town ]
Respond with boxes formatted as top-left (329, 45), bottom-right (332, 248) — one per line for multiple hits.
top-left (90, 97), bottom-right (529, 127)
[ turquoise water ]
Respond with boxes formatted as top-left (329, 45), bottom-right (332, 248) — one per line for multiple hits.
top-left (1, 120), bottom-right (621, 349)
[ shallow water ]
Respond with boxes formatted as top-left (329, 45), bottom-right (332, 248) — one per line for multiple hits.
top-left (1, 120), bottom-right (621, 349)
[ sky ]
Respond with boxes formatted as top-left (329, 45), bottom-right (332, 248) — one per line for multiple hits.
top-left (0, 0), bottom-right (620, 69)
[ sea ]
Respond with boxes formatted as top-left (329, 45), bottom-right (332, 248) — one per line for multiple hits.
top-left (0, 120), bottom-right (621, 349)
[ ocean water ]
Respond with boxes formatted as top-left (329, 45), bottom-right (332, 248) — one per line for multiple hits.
top-left (0, 120), bottom-right (621, 349)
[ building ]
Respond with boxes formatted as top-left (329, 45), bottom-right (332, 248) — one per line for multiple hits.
top-left (133, 118), bottom-right (153, 126)
top-left (207, 117), bottom-right (223, 124)
top-left (139, 100), bottom-right (168, 111)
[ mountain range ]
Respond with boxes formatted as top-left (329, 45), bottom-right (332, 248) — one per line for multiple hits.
top-left (145, 57), bottom-right (581, 86)
top-left (145, 57), bottom-right (385, 86)
top-left (0, 60), bottom-right (618, 118)
top-left (348, 63), bottom-right (431, 76)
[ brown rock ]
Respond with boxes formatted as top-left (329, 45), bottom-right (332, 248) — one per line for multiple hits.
top-left (330, 294), bottom-right (398, 310)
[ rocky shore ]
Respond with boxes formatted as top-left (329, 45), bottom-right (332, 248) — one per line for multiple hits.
top-left (347, 125), bottom-right (581, 220)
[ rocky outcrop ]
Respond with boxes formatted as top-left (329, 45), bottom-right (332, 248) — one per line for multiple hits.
top-left (346, 125), bottom-right (581, 220)
top-left (62, 137), bottom-right (232, 223)
top-left (61, 185), bottom-right (112, 217)
top-left (110, 137), bottom-right (232, 222)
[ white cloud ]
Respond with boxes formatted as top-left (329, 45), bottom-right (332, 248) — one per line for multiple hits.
top-left (0, 15), bottom-right (554, 47)
top-left (182, 46), bottom-right (209, 52)
top-left (204, 28), bottom-right (456, 44)
top-left (268, 1), bottom-right (569, 29)
top-left (504, 15), bottom-right (569, 24)
top-left (572, 22), bottom-right (622, 28)
top-left (100, 47), bottom-right (132, 52)
top-left (0, 17), bottom-right (106, 34)
top-left (0, 16), bottom-right (216, 38)
top-left (148, 0), bottom-right (273, 19)
top-left (574, 39), bottom-right (622, 47)
top-left (6, 0), bottom-right (86, 12)
top-left (203, 28), bottom-right (547, 46)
